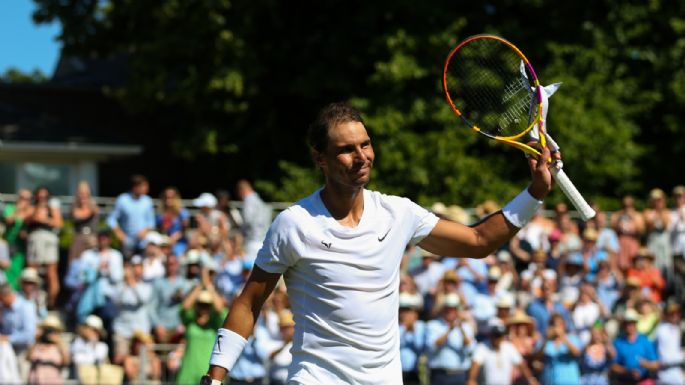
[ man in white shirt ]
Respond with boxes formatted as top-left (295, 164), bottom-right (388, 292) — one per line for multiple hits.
top-left (655, 303), bottom-right (684, 385)
top-left (467, 322), bottom-right (538, 385)
top-left (203, 102), bottom-right (555, 385)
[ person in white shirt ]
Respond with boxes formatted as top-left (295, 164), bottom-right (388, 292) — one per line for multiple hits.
top-left (267, 310), bottom-right (295, 385)
top-left (655, 303), bottom-right (685, 385)
top-left (202, 102), bottom-right (555, 385)
top-left (71, 315), bottom-right (109, 366)
top-left (467, 322), bottom-right (538, 385)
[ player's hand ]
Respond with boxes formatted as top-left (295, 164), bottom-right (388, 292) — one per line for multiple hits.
top-left (527, 143), bottom-right (554, 200)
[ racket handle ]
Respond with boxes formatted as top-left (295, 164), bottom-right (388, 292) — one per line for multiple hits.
top-left (550, 167), bottom-right (596, 221)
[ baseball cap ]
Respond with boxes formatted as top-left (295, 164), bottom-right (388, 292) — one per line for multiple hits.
top-left (143, 231), bottom-right (164, 247)
top-left (130, 255), bottom-right (143, 265)
top-left (193, 192), bottom-right (218, 208)
top-left (623, 309), bottom-right (639, 323)
top-left (489, 321), bottom-right (507, 337)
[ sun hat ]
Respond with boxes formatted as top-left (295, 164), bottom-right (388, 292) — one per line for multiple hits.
top-left (443, 293), bottom-right (461, 309)
top-left (278, 310), bottom-right (296, 327)
top-left (84, 315), bottom-right (107, 336)
top-left (399, 292), bottom-right (423, 310)
top-left (20, 268), bottom-right (42, 284)
top-left (196, 290), bottom-right (214, 304)
top-left (40, 314), bottom-right (64, 332)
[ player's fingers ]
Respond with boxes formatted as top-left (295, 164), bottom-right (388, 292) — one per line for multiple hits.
top-left (538, 145), bottom-right (552, 169)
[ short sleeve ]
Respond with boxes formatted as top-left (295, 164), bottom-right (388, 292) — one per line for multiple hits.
top-left (254, 210), bottom-right (301, 274)
top-left (180, 307), bottom-right (196, 326)
top-left (397, 197), bottom-right (439, 244)
top-left (472, 343), bottom-right (487, 364)
top-left (507, 343), bottom-right (523, 365)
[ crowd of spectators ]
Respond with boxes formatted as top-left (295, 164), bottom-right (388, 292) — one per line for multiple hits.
top-left (0, 177), bottom-right (684, 385)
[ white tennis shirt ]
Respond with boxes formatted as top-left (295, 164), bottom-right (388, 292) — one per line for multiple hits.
top-left (255, 188), bottom-right (439, 385)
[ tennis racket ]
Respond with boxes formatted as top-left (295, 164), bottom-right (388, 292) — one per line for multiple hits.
top-left (442, 34), bottom-right (595, 221)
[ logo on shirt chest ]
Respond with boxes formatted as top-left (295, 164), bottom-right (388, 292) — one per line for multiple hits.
top-left (321, 240), bottom-right (332, 249)
top-left (378, 227), bottom-right (392, 242)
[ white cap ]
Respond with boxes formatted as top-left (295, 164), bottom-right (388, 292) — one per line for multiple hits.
top-left (143, 231), bottom-right (164, 247)
top-left (542, 269), bottom-right (557, 281)
top-left (488, 266), bottom-right (502, 281)
top-left (496, 293), bottom-right (515, 308)
top-left (193, 193), bottom-right (217, 208)
top-left (20, 267), bottom-right (42, 283)
top-left (399, 292), bottom-right (423, 309)
top-left (496, 250), bottom-right (512, 262)
top-left (623, 308), bottom-right (640, 323)
top-left (84, 315), bottom-right (105, 335)
top-left (443, 293), bottom-right (461, 309)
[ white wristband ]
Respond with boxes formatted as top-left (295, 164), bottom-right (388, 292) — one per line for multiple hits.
top-left (502, 188), bottom-right (543, 228)
top-left (208, 328), bottom-right (248, 371)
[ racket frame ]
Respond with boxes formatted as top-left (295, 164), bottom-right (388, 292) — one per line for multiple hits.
top-left (442, 34), bottom-right (547, 157)
top-left (442, 34), bottom-right (596, 221)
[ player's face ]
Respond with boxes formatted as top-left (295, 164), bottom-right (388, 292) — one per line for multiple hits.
top-left (317, 121), bottom-right (374, 189)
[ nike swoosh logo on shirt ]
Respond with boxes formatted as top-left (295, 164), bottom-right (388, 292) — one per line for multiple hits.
top-left (378, 228), bottom-right (391, 242)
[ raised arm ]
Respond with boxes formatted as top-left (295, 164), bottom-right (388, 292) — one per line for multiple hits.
top-left (206, 265), bottom-right (281, 381)
top-left (419, 146), bottom-right (553, 259)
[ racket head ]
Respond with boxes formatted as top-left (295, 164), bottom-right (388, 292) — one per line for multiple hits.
top-left (443, 34), bottom-right (545, 155)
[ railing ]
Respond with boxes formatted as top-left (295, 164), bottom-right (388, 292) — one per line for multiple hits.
top-left (0, 193), bottom-right (570, 221)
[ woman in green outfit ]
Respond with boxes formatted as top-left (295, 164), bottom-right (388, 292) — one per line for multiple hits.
top-left (2, 189), bottom-right (33, 289)
top-left (175, 277), bottom-right (227, 385)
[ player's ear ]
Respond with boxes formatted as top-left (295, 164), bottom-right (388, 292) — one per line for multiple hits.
top-left (312, 149), bottom-right (326, 170)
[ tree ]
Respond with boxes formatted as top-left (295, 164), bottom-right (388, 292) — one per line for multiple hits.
top-left (0, 68), bottom-right (47, 84)
top-left (31, 0), bottom-right (682, 207)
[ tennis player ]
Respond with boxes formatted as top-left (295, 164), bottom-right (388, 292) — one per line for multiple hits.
top-left (200, 102), bottom-right (554, 385)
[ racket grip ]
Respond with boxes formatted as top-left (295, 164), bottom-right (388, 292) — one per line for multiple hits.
top-left (550, 167), bottom-right (596, 221)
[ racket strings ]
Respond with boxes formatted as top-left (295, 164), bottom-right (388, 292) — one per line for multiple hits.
top-left (446, 40), bottom-right (534, 138)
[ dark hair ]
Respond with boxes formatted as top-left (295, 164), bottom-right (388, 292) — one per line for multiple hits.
top-left (130, 174), bottom-right (148, 187)
top-left (307, 102), bottom-right (365, 152)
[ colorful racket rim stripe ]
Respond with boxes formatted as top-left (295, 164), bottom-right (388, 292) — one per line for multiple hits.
top-left (442, 34), bottom-right (547, 157)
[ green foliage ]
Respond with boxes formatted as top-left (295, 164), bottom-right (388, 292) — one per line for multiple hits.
top-left (31, 0), bottom-right (685, 207)
top-left (0, 67), bottom-right (47, 84)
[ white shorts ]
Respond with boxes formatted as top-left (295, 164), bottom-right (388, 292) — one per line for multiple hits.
top-left (27, 229), bottom-right (59, 265)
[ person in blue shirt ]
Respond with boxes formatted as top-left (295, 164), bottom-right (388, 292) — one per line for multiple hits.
top-left (527, 278), bottom-right (574, 335)
top-left (535, 313), bottom-right (583, 385)
top-left (229, 325), bottom-right (270, 385)
top-left (398, 292), bottom-right (425, 385)
top-left (0, 283), bottom-right (37, 352)
top-left (611, 310), bottom-right (659, 385)
top-left (107, 175), bottom-right (155, 256)
top-left (426, 293), bottom-right (476, 385)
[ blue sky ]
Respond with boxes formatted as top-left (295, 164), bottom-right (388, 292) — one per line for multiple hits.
top-left (0, 0), bottom-right (62, 76)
